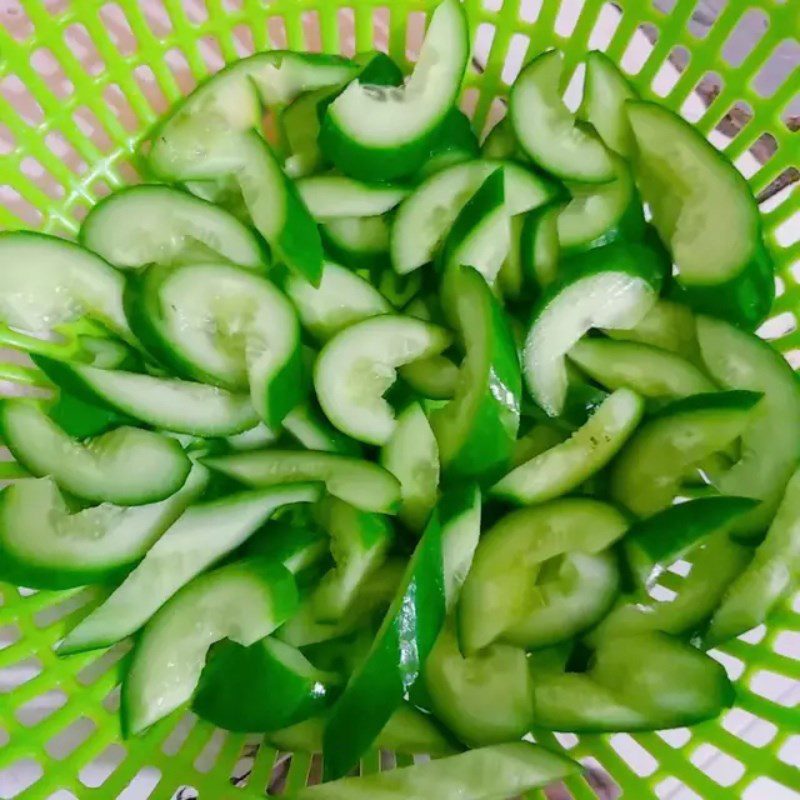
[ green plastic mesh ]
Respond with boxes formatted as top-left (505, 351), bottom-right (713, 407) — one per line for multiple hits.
top-left (0, 1), bottom-right (797, 798)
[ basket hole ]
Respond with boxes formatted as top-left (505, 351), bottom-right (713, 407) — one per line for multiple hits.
top-left (481, 97), bottom-right (507, 140)
top-left (133, 65), bottom-right (169, 116)
top-left (555, 0), bottom-right (586, 38)
top-left (778, 734), bottom-right (800, 765)
top-left (46, 715), bottom-right (97, 760)
top-left (76, 641), bottom-right (131, 686)
top-left (0, 758), bottom-right (43, 798)
top-left (0, 623), bottom-right (20, 650)
top-left (774, 630), bottom-right (800, 659)
top-left (587, 3), bottom-right (623, 51)
top-left (407, 11), bottom-right (427, 63)
top-left (734, 131), bottom-right (772, 178)
top-left (460, 87), bottom-right (480, 120)
top-left (272, 752), bottom-right (303, 793)
top-left (267, 16), bottom-right (288, 50)
top-left (758, 311), bottom-right (796, 341)
top-left (0, 122), bottom-right (16, 155)
top-left (620, 23), bottom-right (659, 75)
top-left (723, 708), bottom-right (778, 747)
top-left (750, 669), bottom-right (799, 706)
top-left (162, 711), bottom-right (198, 755)
top-left (783, 92), bottom-right (800, 130)
top-left (230, 735), bottom-right (262, 788)
top-left (610, 733), bottom-right (658, 777)
top-left (688, 0), bottom-right (727, 39)
top-left (194, 728), bottom-right (228, 773)
top-left (21, 156), bottom-right (65, 200)
top-left (656, 778), bottom-right (701, 799)
top-left (198, 34), bottom-right (225, 74)
top-left (165, 48), bottom-right (197, 96)
top-left (580, 757), bottom-right (620, 799)
top-left (473, 22), bottom-right (496, 72)
top-left (300, 10), bottom-right (322, 54)
top-left (708, 648), bottom-right (745, 680)
top-left (722, 8), bottom-right (769, 68)
top-left (223, 0), bottom-right (243, 10)
top-left (102, 684), bottom-right (121, 713)
top-left (372, 7), bottom-right (390, 52)
top-left (501, 33), bottom-right (530, 85)
top-left (554, 732), bottom-right (579, 749)
top-left (103, 83), bottom-right (140, 132)
top-left (72, 106), bottom-right (114, 152)
top-left (743, 777), bottom-right (798, 800)
top-left (689, 743), bottom-right (745, 787)
top-left (64, 23), bottom-right (105, 76)
top-left (43, 0), bottom-right (70, 14)
top-left (141, 1), bottom-right (173, 37)
top-left (483, 0), bottom-right (502, 10)
top-left (774, 209), bottom-right (800, 248)
top-left (752, 39), bottom-right (800, 99)
top-left (34, 586), bottom-right (97, 629)
top-left (520, 0), bottom-right (543, 25)
top-left (100, 3), bottom-right (138, 57)
top-left (185, 0), bottom-right (209, 25)
top-left (30, 47), bottom-right (74, 99)
top-left (0, 657), bottom-right (43, 693)
top-left (3, 2), bottom-right (34, 42)
top-left (563, 62), bottom-right (585, 112)
top-left (118, 766), bottom-right (161, 800)
top-left (174, 788), bottom-right (198, 800)
top-left (0, 727), bottom-right (9, 747)
top-left (15, 688), bottom-right (68, 727)
top-left (336, 8), bottom-right (356, 57)
top-left (739, 622), bottom-right (768, 644)
top-left (654, 0), bottom-right (678, 13)
top-left (680, 70), bottom-right (722, 123)
top-left (115, 160), bottom-right (142, 186)
top-left (0, 186), bottom-right (43, 227)
top-left (0, 74), bottom-right (44, 126)
top-left (232, 23), bottom-right (255, 58)
top-left (715, 99), bottom-right (754, 147)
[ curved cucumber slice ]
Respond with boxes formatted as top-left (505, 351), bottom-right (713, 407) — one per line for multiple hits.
top-left (80, 185), bottom-right (266, 270)
top-left (399, 355), bottom-right (460, 400)
top-left (627, 101), bottom-right (773, 327)
top-left (381, 402), bottom-right (440, 532)
top-left (569, 338), bottom-right (715, 400)
top-left (33, 356), bottom-right (258, 437)
top-left (440, 484), bottom-right (482, 611)
top-left (315, 315), bottom-right (451, 445)
top-left (492, 388), bottom-right (643, 505)
top-left (432, 267), bottom-right (521, 481)
top-left (201, 450), bottom-right (400, 514)
top-left (193, 637), bottom-right (336, 732)
top-left (481, 118), bottom-right (521, 161)
top-left (0, 465), bottom-right (207, 590)
top-left (320, 215), bottom-right (390, 270)
top-left (122, 558), bottom-right (298, 735)
top-left (610, 391), bottom-right (763, 517)
top-left (319, 0), bottom-right (469, 181)
top-left (0, 232), bottom-right (131, 343)
top-left (60, 483), bottom-right (320, 654)
top-left (697, 315), bottom-right (800, 536)
top-left (298, 742), bottom-right (577, 799)
top-left (283, 403), bottom-right (361, 456)
top-left (283, 261), bottom-right (390, 342)
top-left (523, 242), bottom-right (665, 416)
top-left (421, 107), bottom-right (480, 177)
top-left (297, 175), bottom-right (408, 219)
top-left (510, 51), bottom-right (614, 183)
top-left (0, 400), bottom-right (191, 505)
top-left (425, 623), bottom-right (534, 746)
top-left (126, 263), bottom-right (302, 427)
top-left (459, 499), bottom-right (629, 653)
top-left (391, 159), bottom-right (562, 275)
top-left (518, 201), bottom-right (564, 290)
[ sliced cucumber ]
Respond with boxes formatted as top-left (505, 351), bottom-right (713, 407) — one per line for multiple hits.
top-left (244, 516), bottom-right (330, 577)
top-left (121, 558), bottom-right (298, 735)
top-left (320, 215), bottom-right (391, 271)
top-left (33, 356), bottom-right (258, 437)
top-left (399, 355), bottom-right (460, 400)
top-left (569, 338), bottom-right (715, 400)
top-left (201, 450), bottom-right (400, 514)
top-left (511, 423), bottom-right (567, 467)
top-left (0, 464), bottom-right (207, 590)
top-left (627, 101), bottom-right (773, 328)
top-left (319, 0), bottom-right (469, 181)
top-left (391, 159), bottom-right (561, 275)
top-left (0, 400), bottom-right (191, 506)
top-left (440, 484), bottom-right (482, 611)
top-left (314, 315), bottom-right (451, 445)
top-left (697, 315), bottom-right (800, 536)
top-left (519, 201), bottom-right (564, 290)
top-left (59, 483), bottom-right (320, 653)
top-left (297, 175), bottom-right (409, 219)
top-left (283, 403), bottom-right (361, 456)
top-left (425, 622), bottom-right (534, 746)
top-left (281, 87), bottom-right (339, 178)
top-left (523, 242), bottom-right (665, 416)
top-left (510, 50), bottom-right (614, 183)
top-left (421, 107), bottom-right (480, 177)
top-left (80, 185), bottom-right (266, 270)
top-left (492, 388), bottom-right (644, 505)
top-left (481, 118), bottom-right (521, 160)
top-left (610, 391), bottom-right (763, 517)
top-left (283, 261), bottom-right (390, 342)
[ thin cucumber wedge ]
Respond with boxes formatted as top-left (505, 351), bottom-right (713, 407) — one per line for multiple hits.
top-left (610, 391), bottom-right (763, 517)
top-left (320, 215), bottom-right (391, 271)
top-left (283, 403), bottom-right (362, 456)
top-left (201, 450), bottom-right (400, 514)
top-left (0, 464), bottom-right (207, 591)
top-left (492, 388), bottom-right (644, 505)
top-left (510, 50), bottom-right (615, 183)
top-left (399, 355), bottom-right (460, 400)
top-left (297, 175), bottom-right (409, 219)
top-left (627, 101), bottom-right (774, 328)
top-left (481, 118), bottom-right (521, 161)
top-left (319, 0), bottom-right (469, 181)
top-left (32, 356), bottom-right (258, 437)
top-left (59, 483), bottom-right (320, 653)
top-left (80, 185), bottom-right (266, 270)
top-left (0, 399), bottom-right (191, 506)
top-left (511, 423), bottom-right (567, 467)
top-left (121, 558), bottom-right (299, 735)
top-left (440, 484), bottom-right (482, 611)
top-left (523, 242), bottom-right (665, 416)
top-left (421, 107), bottom-right (480, 177)
top-left (519, 201), bottom-right (564, 290)
top-left (314, 315), bottom-right (451, 446)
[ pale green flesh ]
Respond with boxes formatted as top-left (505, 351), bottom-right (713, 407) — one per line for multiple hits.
top-left (447, 205), bottom-right (511, 285)
top-left (441, 486), bottom-right (482, 611)
top-left (322, 215), bottom-right (390, 256)
top-left (297, 176), bottom-right (408, 218)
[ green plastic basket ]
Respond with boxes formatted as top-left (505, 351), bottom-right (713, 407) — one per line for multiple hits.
top-left (0, 0), bottom-right (797, 797)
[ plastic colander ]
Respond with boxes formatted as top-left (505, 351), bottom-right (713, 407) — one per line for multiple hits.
top-left (0, 0), bottom-right (797, 798)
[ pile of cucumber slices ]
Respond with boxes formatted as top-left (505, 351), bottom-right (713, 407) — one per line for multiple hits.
top-left (1, 0), bottom-right (798, 795)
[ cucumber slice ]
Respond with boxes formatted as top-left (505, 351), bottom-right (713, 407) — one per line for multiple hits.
top-left (201, 451), bottom-right (400, 514)
top-left (320, 215), bottom-right (391, 270)
top-left (298, 742), bottom-right (577, 799)
top-left (381, 402), bottom-right (440, 532)
top-left (314, 315), bottom-right (451, 445)
top-left (0, 400), bottom-right (191, 505)
top-left (244, 516), bottom-right (330, 576)
top-left (0, 464), bottom-right (207, 590)
top-left (440, 484), bottom-right (482, 611)
top-left (627, 102), bottom-right (773, 328)
top-left (458, 499), bottom-right (629, 653)
top-left (425, 622), bottom-right (534, 746)
top-left (283, 403), bottom-right (361, 456)
top-left (481, 118), bottom-right (521, 161)
top-left (59, 483), bottom-right (320, 653)
top-left (283, 261), bottom-right (390, 342)
top-left (225, 423), bottom-right (277, 451)
top-left (297, 175), bottom-right (409, 219)
top-left (80, 185), bottom-right (266, 270)
top-left (376, 268), bottom-right (422, 309)
top-left (193, 637), bottom-right (337, 732)
top-left (391, 159), bottom-right (562, 275)
top-left (510, 51), bottom-right (615, 183)
top-left (432, 267), bottom-right (521, 481)
top-left (281, 87), bottom-right (339, 178)
top-left (33, 356), bottom-right (258, 437)
top-left (577, 51), bottom-right (638, 157)
top-left (399, 355), bottom-right (460, 400)
top-left (519, 201), bottom-right (564, 290)
top-left (126, 263), bottom-right (302, 427)
top-left (319, 0), bottom-right (469, 181)
top-left (523, 242), bottom-right (665, 416)
top-left (420, 108), bottom-right (480, 177)
top-left (121, 558), bottom-right (298, 735)
top-left (697, 315), bottom-right (800, 536)
top-left (492, 388), bottom-right (644, 505)
top-left (610, 391), bottom-right (763, 517)
top-left (0, 232), bottom-right (131, 343)
top-left (569, 338), bottom-right (715, 400)
top-left (511, 423), bottom-right (567, 467)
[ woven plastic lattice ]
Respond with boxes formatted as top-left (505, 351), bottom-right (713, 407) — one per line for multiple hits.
top-left (0, 1), bottom-right (798, 798)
